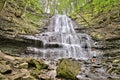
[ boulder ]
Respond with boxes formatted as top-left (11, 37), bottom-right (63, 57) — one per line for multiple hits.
top-left (107, 67), bottom-right (116, 74)
top-left (0, 64), bottom-right (12, 74)
top-left (91, 64), bottom-right (103, 68)
top-left (108, 77), bottom-right (120, 80)
top-left (28, 59), bottom-right (48, 70)
top-left (14, 75), bottom-right (36, 80)
top-left (10, 69), bottom-right (36, 80)
top-left (56, 59), bottom-right (81, 80)
top-left (0, 50), bottom-right (15, 61)
top-left (18, 62), bottom-right (28, 69)
top-left (39, 74), bottom-right (51, 80)
top-left (0, 73), bottom-right (8, 80)
top-left (28, 59), bottom-right (49, 78)
top-left (113, 60), bottom-right (120, 63)
top-left (30, 69), bottom-right (40, 78)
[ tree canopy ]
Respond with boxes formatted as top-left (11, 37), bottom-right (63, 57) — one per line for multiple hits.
top-left (35, 0), bottom-right (120, 16)
top-left (5, 0), bottom-right (119, 16)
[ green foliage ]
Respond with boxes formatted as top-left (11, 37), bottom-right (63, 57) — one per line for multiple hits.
top-left (9, 0), bottom-right (120, 17)
top-left (9, 0), bottom-right (120, 16)
top-left (80, 0), bottom-right (120, 15)
top-left (11, 0), bottom-right (43, 14)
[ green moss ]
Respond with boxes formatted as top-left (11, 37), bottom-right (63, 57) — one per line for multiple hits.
top-left (30, 69), bottom-right (40, 78)
top-left (0, 0), bottom-right (5, 12)
top-left (28, 59), bottom-right (48, 78)
top-left (57, 59), bottom-right (81, 80)
top-left (28, 59), bottom-right (48, 70)
top-left (26, 12), bottom-right (40, 22)
top-left (90, 32), bottom-right (103, 40)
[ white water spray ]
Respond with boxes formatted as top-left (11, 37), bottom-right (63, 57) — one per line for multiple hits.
top-left (27, 14), bottom-right (93, 60)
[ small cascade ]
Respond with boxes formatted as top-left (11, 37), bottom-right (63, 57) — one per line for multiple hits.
top-left (26, 14), bottom-right (93, 60)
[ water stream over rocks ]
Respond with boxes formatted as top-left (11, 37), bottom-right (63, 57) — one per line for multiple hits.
top-left (19, 14), bottom-right (120, 80)
top-left (24, 14), bottom-right (94, 60)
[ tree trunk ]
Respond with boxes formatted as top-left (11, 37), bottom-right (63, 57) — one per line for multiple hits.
top-left (0, 0), bottom-right (6, 13)
top-left (78, 13), bottom-right (90, 26)
top-left (107, 10), bottom-right (111, 25)
top-left (118, 4), bottom-right (120, 18)
top-left (20, 3), bottom-right (27, 18)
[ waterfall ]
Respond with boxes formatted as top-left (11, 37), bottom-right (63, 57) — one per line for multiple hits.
top-left (26, 14), bottom-right (93, 60)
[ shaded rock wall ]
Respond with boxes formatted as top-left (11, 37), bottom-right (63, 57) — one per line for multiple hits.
top-left (0, 0), bottom-right (49, 54)
top-left (0, 0), bottom-right (49, 41)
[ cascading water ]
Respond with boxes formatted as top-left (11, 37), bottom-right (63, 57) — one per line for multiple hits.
top-left (26, 14), bottom-right (93, 60)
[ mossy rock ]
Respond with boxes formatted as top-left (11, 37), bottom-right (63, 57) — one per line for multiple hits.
top-left (30, 69), bottom-right (40, 78)
top-left (0, 0), bottom-right (5, 12)
top-left (107, 67), bottom-right (117, 74)
top-left (28, 59), bottom-right (48, 70)
top-left (56, 59), bottom-right (81, 80)
top-left (90, 32), bottom-right (103, 40)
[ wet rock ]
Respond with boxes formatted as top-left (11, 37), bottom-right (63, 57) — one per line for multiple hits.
top-left (84, 61), bottom-right (91, 64)
top-left (105, 60), bottom-right (113, 63)
top-left (112, 64), bottom-right (119, 67)
top-left (106, 37), bottom-right (120, 41)
top-left (103, 52), bottom-right (120, 57)
top-left (56, 59), bottom-right (81, 80)
top-left (91, 64), bottom-right (103, 68)
top-left (107, 67), bottom-right (116, 74)
top-left (0, 64), bottom-right (12, 74)
top-left (108, 77), bottom-right (120, 80)
top-left (48, 65), bottom-right (56, 70)
top-left (45, 43), bottom-right (63, 48)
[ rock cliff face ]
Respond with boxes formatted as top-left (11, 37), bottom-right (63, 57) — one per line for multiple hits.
top-left (72, 11), bottom-right (120, 78)
top-left (0, 0), bottom-right (49, 54)
top-left (72, 9), bottom-right (120, 54)
top-left (0, 0), bottom-right (50, 41)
